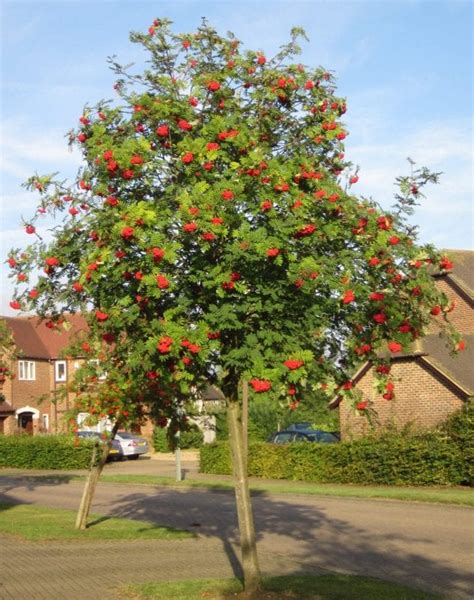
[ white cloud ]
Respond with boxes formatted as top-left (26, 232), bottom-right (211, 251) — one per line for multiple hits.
top-left (0, 191), bottom-right (37, 220)
top-left (0, 120), bottom-right (81, 166)
top-left (345, 117), bottom-right (473, 249)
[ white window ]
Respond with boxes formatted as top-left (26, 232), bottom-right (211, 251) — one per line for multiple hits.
top-left (18, 361), bottom-right (36, 381)
top-left (55, 360), bottom-right (67, 382)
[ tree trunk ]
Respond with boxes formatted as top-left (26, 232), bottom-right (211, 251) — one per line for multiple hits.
top-left (241, 380), bottom-right (248, 465)
top-left (227, 398), bottom-right (261, 593)
top-left (75, 422), bottom-right (119, 530)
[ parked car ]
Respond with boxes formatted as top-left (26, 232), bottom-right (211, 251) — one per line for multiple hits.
top-left (114, 431), bottom-right (149, 460)
top-left (76, 431), bottom-right (123, 460)
top-left (268, 429), bottom-right (339, 444)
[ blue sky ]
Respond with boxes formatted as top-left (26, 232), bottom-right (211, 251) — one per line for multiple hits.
top-left (1, 0), bottom-right (472, 314)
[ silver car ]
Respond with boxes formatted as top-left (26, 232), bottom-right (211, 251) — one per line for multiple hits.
top-left (114, 431), bottom-right (149, 459)
top-left (76, 431), bottom-right (123, 461)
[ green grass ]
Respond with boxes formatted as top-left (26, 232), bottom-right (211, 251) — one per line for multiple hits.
top-left (1, 470), bottom-right (472, 506)
top-left (96, 474), bottom-right (474, 506)
top-left (0, 502), bottom-right (193, 541)
top-left (118, 574), bottom-right (441, 599)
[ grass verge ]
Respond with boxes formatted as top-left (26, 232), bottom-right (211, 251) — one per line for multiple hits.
top-left (97, 474), bottom-right (474, 506)
top-left (0, 502), bottom-right (193, 541)
top-left (118, 574), bottom-right (441, 599)
top-left (1, 470), bottom-right (472, 506)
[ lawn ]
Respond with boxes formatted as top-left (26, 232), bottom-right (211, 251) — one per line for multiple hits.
top-left (1, 470), bottom-right (472, 506)
top-left (96, 473), bottom-right (474, 506)
top-left (118, 574), bottom-right (442, 599)
top-left (0, 502), bottom-right (193, 541)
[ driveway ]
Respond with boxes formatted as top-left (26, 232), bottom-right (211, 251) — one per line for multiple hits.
top-left (0, 469), bottom-right (473, 599)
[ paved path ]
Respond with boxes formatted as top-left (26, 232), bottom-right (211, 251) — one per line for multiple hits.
top-left (0, 464), bottom-right (473, 599)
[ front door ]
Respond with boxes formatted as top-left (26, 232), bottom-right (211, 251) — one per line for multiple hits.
top-left (19, 413), bottom-right (34, 434)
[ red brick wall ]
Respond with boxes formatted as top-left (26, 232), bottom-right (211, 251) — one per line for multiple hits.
top-left (0, 357), bottom-right (81, 435)
top-left (8, 359), bottom-right (51, 434)
top-left (339, 357), bottom-right (465, 440)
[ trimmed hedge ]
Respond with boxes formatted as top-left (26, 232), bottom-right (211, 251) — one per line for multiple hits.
top-left (153, 427), bottom-right (204, 453)
top-left (0, 435), bottom-right (94, 470)
top-left (200, 430), bottom-right (469, 486)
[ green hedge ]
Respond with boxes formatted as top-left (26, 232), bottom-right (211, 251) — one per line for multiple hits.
top-left (200, 431), bottom-right (469, 486)
top-left (440, 402), bottom-right (474, 485)
top-left (153, 427), bottom-right (204, 453)
top-left (0, 435), bottom-right (94, 470)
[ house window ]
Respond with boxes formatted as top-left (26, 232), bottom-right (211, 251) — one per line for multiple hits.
top-left (18, 361), bottom-right (36, 381)
top-left (55, 360), bottom-right (67, 382)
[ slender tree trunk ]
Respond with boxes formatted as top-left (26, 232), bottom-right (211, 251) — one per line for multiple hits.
top-left (241, 380), bottom-right (248, 465)
top-left (227, 398), bottom-right (261, 593)
top-left (75, 422), bottom-right (119, 530)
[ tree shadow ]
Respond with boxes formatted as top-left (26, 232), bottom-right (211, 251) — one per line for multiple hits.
top-left (95, 485), bottom-right (472, 599)
top-left (0, 472), bottom-right (77, 505)
top-left (87, 514), bottom-right (112, 527)
top-left (0, 473), bottom-right (471, 599)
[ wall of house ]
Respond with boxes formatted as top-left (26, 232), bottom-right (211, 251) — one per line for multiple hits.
top-left (49, 358), bottom-right (80, 434)
top-left (9, 359), bottom-right (52, 434)
top-left (0, 358), bottom-right (80, 435)
top-left (339, 357), bottom-right (465, 440)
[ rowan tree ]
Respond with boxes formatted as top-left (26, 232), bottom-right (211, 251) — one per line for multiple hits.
top-left (7, 17), bottom-right (462, 591)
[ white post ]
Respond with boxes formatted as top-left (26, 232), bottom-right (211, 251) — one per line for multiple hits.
top-left (175, 431), bottom-right (182, 481)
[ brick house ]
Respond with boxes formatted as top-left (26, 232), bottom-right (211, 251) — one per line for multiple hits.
top-left (0, 314), bottom-right (88, 435)
top-left (0, 313), bottom-right (222, 442)
top-left (330, 250), bottom-right (473, 440)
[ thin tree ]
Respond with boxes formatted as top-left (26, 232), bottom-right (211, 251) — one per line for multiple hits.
top-left (8, 18), bottom-right (461, 592)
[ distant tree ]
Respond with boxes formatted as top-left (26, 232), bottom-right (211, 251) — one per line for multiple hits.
top-left (0, 319), bottom-right (17, 394)
top-left (7, 18), bottom-right (461, 592)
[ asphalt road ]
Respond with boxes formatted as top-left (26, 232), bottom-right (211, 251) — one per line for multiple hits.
top-left (0, 465), bottom-right (473, 599)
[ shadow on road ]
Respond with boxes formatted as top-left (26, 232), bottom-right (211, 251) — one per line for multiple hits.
top-left (99, 485), bottom-right (472, 598)
top-left (0, 472), bottom-right (471, 598)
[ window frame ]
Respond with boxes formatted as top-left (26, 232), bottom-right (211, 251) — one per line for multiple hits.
top-left (18, 360), bottom-right (36, 381)
top-left (54, 360), bottom-right (67, 382)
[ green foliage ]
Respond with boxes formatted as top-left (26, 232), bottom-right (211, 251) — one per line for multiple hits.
top-left (0, 435), bottom-right (94, 469)
top-left (200, 427), bottom-right (469, 486)
top-left (7, 17), bottom-right (461, 430)
top-left (438, 402), bottom-right (473, 485)
top-left (0, 318), bottom-right (18, 383)
top-left (214, 409), bottom-right (229, 441)
top-left (281, 392), bottom-right (339, 432)
top-left (152, 427), bottom-right (169, 452)
top-left (247, 396), bottom-right (284, 441)
top-left (153, 425), bottom-right (203, 452)
top-left (180, 428), bottom-right (204, 449)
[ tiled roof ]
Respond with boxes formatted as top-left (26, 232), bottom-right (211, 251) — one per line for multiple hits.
top-left (330, 250), bottom-right (474, 408)
top-left (434, 250), bottom-right (474, 299)
top-left (1, 314), bottom-right (88, 359)
top-left (420, 334), bottom-right (473, 395)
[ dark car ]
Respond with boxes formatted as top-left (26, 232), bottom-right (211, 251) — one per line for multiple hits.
top-left (268, 429), bottom-right (339, 444)
top-left (76, 430), bottom-right (123, 460)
